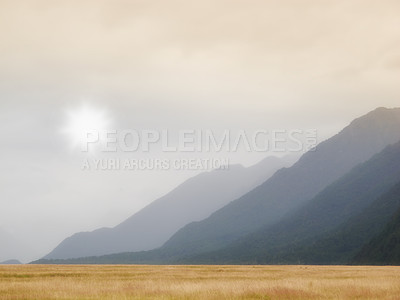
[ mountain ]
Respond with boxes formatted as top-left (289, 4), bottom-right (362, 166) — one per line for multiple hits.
top-left (0, 228), bottom-right (30, 263)
top-left (189, 142), bottom-right (400, 264)
top-left (353, 196), bottom-right (400, 265)
top-left (295, 180), bottom-right (400, 264)
top-left (0, 259), bottom-right (22, 265)
top-left (44, 155), bottom-right (296, 259)
top-left (35, 107), bottom-right (400, 264)
top-left (33, 143), bottom-right (400, 266)
top-left (155, 107), bottom-right (400, 258)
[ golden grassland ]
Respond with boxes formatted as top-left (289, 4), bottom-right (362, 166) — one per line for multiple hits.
top-left (0, 265), bottom-right (400, 299)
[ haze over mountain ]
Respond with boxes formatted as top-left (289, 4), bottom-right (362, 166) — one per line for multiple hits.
top-left (189, 141), bottom-right (400, 264)
top-left (0, 259), bottom-right (22, 265)
top-left (44, 155), bottom-right (297, 259)
top-left (34, 107), bottom-right (400, 265)
top-left (3, 0), bottom-right (400, 265)
top-left (0, 228), bottom-right (32, 263)
top-left (156, 107), bottom-right (400, 258)
top-left (2, 0), bottom-right (400, 264)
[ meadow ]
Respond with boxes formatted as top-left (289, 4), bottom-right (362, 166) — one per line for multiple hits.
top-left (0, 264), bottom-right (399, 299)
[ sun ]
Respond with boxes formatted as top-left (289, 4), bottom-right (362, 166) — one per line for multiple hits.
top-left (62, 104), bottom-right (111, 149)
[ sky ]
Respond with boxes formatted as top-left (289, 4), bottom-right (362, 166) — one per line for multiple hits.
top-left (1, 0), bottom-right (400, 262)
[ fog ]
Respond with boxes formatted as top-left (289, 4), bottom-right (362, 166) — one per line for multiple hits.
top-left (0, 0), bottom-right (400, 262)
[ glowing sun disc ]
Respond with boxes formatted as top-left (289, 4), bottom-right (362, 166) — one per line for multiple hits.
top-left (62, 104), bottom-right (110, 149)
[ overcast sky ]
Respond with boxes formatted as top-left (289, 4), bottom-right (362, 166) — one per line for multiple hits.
top-left (1, 0), bottom-right (400, 262)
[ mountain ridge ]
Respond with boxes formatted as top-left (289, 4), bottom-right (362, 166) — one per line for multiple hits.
top-left (158, 107), bottom-right (400, 258)
top-left (34, 107), bottom-right (400, 265)
top-left (44, 155), bottom-right (296, 259)
top-left (186, 141), bottom-right (400, 264)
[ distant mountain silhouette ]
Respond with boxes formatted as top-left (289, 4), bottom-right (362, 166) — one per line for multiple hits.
top-left (34, 107), bottom-right (400, 265)
top-left (0, 259), bottom-right (22, 265)
top-left (0, 228), bottom-right (30, 263)
top-left (155, 107), bottom-right (400, 259)
top-left (44, 155), bottom-right (296, 259)
top-left (40, 141), bottom-right (400, 265)
top-left (188, 142), bottom-right (400, 264)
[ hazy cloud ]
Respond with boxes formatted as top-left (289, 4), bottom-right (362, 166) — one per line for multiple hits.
top-left (1, 0), bottom-right (399, 261)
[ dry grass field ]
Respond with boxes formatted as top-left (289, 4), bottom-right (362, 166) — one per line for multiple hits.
top-left (0, 265), bottom-right (400, 299)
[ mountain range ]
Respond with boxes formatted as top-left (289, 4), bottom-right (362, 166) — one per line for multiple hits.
top-left (34, 107), bottom-right (400, 265)
top-left (155, 107), bottom-right (400, 260)
top-left (188, 141), bottom-right (400, 264)
top-left (45, 155), bottom-right (297, 259)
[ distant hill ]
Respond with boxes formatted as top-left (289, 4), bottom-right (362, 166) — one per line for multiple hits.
top-left (0, 228), bottom-right (29, 263)
top-left (0, 259), bottom-right (22, 265)
top-left (189, 142), bottom-right (400, 264)
top-left (34, 107), bottom-right (400, 265)
top-left (154, 107), bottom-right (400, 258)
top-left (44, 155), bottom-right (296, 259)
top-left (352, 195), bottom-right (400, 265)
